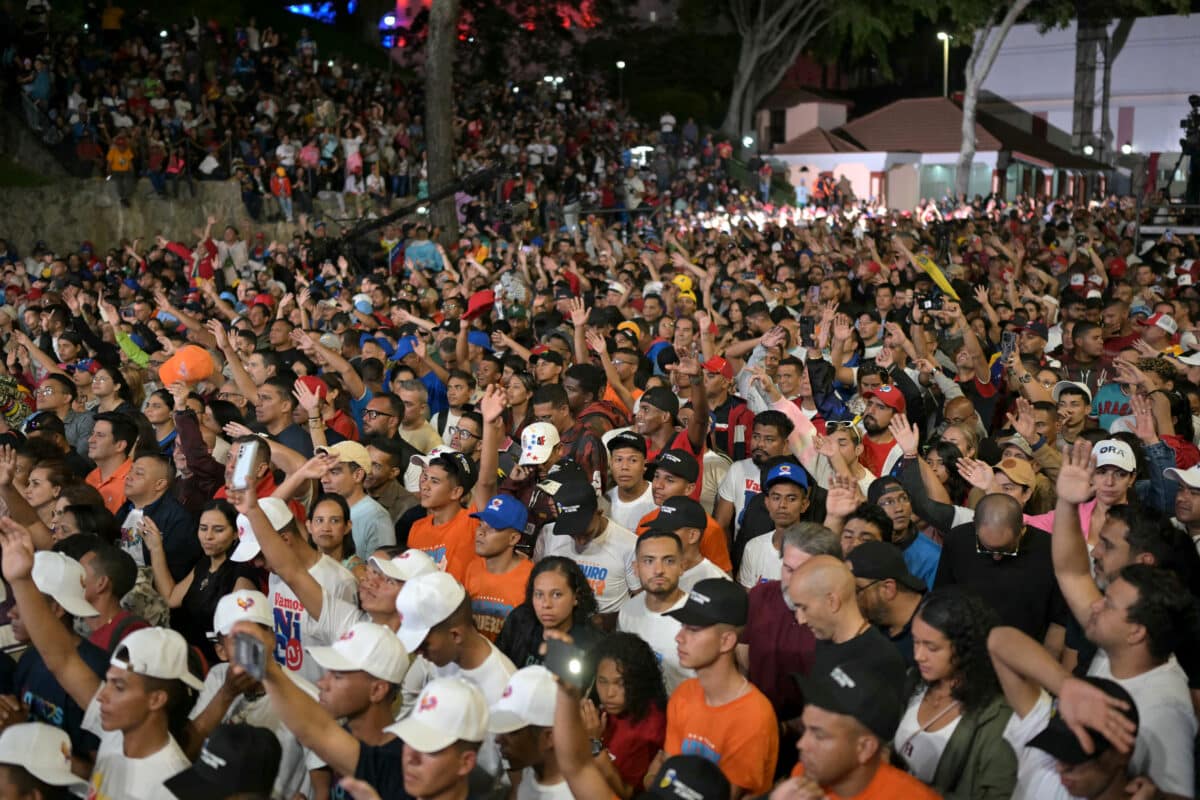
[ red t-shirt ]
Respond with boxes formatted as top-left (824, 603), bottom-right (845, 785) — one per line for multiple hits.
top-left (858, 435), bottom-right (897, 478)
top-left (603, 703), bottom-right (667, 791)
top-left (87, 610), bottom-right (149, 652)
top-left (740, 580), bottom-right (815, 718)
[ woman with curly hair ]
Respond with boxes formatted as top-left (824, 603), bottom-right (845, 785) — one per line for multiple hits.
top-left (895, 587), bottom-right (1016, 799)
top-left (580, 632), bottom-right (667, 798)
top-left (495, 556), bottom-right (603, 672)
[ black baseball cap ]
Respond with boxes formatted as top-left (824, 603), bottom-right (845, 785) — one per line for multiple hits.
top-left (431, 451), bottom-right (478, 495)
top-left (164, 723), bottom-right (282, 799)
top-left (647, 496), bottom-right (707, 532)
top-left (646, 755), bottom-right (730, 800)
top-left (531, 349), bottom-right (565, 366)
top-left (795, 661), bottom-right (904, 741)
top-left (606, 430), bottom-right (647, 457)
top-left (666, 578), bottom-right (748, 627)
top-left (640, 386), bottom-right (680, 417)
top-left (648, 449), bottom-right (699, 483)
top-left (1027, 678), bottom-right (1139, 765)
top-left (846, 541), bottom-right (926, 592)
top-left (536, 459), bottom-right (588, 494)
top-left (866, 475), bottom-right (905, 505)
top-left (551, 478), bottom-right (599, 536)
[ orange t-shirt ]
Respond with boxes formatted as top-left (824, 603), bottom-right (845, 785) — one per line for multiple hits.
top-left (637, 509), bottom-right (732, 573)
top-left (790, 761), bottom-right (941, 799)
top-left (87, 458), bottom-right (132, 515)
top-left (462, 556), bottom-right (533, 641)
top-left (604, 384), bottom-right (644, 417)
top-left (665, 678), bottom-right (779, 795)
top-left (406, 504), bottom-right (478, 581)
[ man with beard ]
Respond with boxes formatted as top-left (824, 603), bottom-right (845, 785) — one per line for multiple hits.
top-left (618, 531), bottom-right (692, 692)
top-left (858, 384), bottom-right (905, 477)
top-left (714, 411), bottom-right (794, 546)
top-left (702, 356), bottom-right (755, 462)
top-left (845, 541), bottom-right (925, 668)
top-left (362, 435), bottom-right (419, 525)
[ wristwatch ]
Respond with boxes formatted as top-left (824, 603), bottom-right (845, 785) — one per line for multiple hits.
top-left (1018, 373), bottom-right (1032, 384)
top-left (590, 738), bottom-right (604, 756)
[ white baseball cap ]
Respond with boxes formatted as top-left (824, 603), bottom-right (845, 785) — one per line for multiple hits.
top-left (384, 677), bottom-right (488, 752)
top-left (0, 723), bottom-right (88, 792)
top-left (1052, 380), bottom-right (1092, 404)
top-left (406, 444), bottom-right (459, 493)
top-left (308, 622), bottom-right (409, 684)
top-left (232, 496), bottom-right (295, 562)
top-left (1093, 439), bottom-right (1136, 473)
top-left (110, 627), bottom-right (204, 690)
top-left (488, 666), bottom-right (557, 733)
top-left (395, 572), bottom-right (467, 652)
top-left (519, 422), bottom-right (561, 466)
top-left (1165, 464), bottom-right (1200, 488)
top-left (370, 549), bottom-right (438, 582)
top-left (208, 589), bottom-right (273, 639)
top-left (32, 551), bottom-right (98, 618)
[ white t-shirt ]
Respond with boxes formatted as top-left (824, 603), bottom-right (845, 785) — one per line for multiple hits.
top-left (306, 588), bottom-right (370, 646)
top-left (737, 532), bottom-right (782, 588)
top-left (517, 767), bottom-right (572, 800)
top-left (717, 459), bottom-right (761, 535)
top-left (83, 689), bottom-right (191, 800)
top-left (606, 483), bottom-right (656, 533)
top-left (680, 558), bottom-right (731, 593)
top-left (617, 591), bottom-right (694, 693)
top-left (1086, 649), bottom-right (1196, 797)
top-left (893, 687), bottom-right (961, 783)
top-left (190, 662), bottom-right (314, 800)
top-left (270, 556), bottom-right (358, 684)
top-left (433, 640), bottom-right (517, 777)
top-left (1003, 690), bottom-right (1072, 800)
top-left (535, 519), bottom-right (640, 614)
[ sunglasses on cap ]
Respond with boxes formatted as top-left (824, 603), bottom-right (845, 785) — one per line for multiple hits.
top-left (825, 420), bottom-right (861, 443)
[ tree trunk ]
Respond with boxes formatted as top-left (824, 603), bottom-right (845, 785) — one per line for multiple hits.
top-left (425, 0), bottom-right (460, 244)
top-left (953, 0), bottom-right (1034, 198)
top-left (1072, 16), bottom-right (1104, 153)
top-left (720, 43), bottom-right (759, 139)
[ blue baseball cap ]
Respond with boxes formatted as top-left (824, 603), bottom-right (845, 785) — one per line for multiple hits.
top-left (764, 462), bottom-right (809, 490)
top-left (470, 494), bottom-right (528, 532)
top-left (358, 334), bottom-right (395, 360)
top-left (123, 278), bottom-right (139, 290)
top-left (466, 330), bottom-right (493, 351)
top-left (393, 335), bottom-right (418, 360)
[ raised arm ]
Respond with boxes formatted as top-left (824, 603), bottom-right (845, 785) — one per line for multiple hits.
top-left (0, 446), bottom-right (54, 551)
top-left (1052, 441), bottom-right (1104, 625)
top-left (586, 330), bottom-right (635, 416)
top-left (293, 330), bottom-right (366, 401)
top-left (207, 320), bottom-right (257, 404)
top-left (474, 385), bottom-right (504, 509)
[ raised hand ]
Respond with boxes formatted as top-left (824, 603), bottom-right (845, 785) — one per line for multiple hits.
top-left (1129, 392), bottom-right (1159, 445)
top-left (0, 446), bottom-right (16, 488)
top-left (479, 384), bottom-right (506, 425)
top-left (223, 421), bottom-right (254, 441)
top-left (695, 310), bottom-right (711, 333)
top-left (1056, 675), bottom-right (1136, 756)
top-left (824, 476), bottom-right (860, 519)
top-left (0, 518), bottom-right (36, 583)
top-left (579, 698), bottom-right (606, 741)
top-left (293, 379), bottom-right (321, 415)
top-left (831, 313), bottom-right (853, 342)
top-left (813, 434), bottom-right (837, 460)
top-left (875, 345), bottom-right (895, 370)
top-left (168, 380), bottom-right (190, 411)
top-left (584, 329), bottom-right (607, 355)
top-left (1007, 396), bottom-right (1038, 444)
top-left (888, 416), bottom-right (920, 458)
top-left (568, 297), bottom-right (588, 328)
top-left (973, 285), bottom-right (990, 306)
top-left (140, 515), bottom-right (163, 554)
top-left (1056, 440), bottom-right (1096, 505)
top-left (297, 453), bottom-right (337, 481)
top-left (206, 319), bottom-right (230, 350)
top-left (955, 457), bottom-right (995, 493)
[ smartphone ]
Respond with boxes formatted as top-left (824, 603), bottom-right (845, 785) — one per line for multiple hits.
top-left (544, 638), bottom-right (590, 690)
top-left (230, 439), bottom-right (259, 490)
top-left (1001, 330), bottom-right (1018, 363)
top-left (799, 317), bottom-right (816, 348)
top-left (233, 632), bottom-right (266, 681)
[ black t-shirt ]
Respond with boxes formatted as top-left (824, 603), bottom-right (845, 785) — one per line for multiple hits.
top-left (15, 637), bottom-right (109, 754)
top-left (352, 737), bottom-right (410, 800)
top-left (812, 627), bottom-right (907, 700)
top-left (934, 524), bottom-right (1069, 641)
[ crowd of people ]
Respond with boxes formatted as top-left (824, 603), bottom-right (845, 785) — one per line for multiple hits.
top-left (0, 5), bottom-right (1199, 800)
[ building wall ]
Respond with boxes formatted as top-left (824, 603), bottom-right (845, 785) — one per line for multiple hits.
top-left (981, 15), bottom-right (1199, 155)
top-left (887, 164), bottom-right (920, 210)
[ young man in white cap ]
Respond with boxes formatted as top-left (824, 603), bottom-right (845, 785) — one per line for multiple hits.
top-left (0, 722), bottom-right (90, 797)
top-left (227, 618), bottom-right (411, 799)
top-left (490, 666), bottom-right (570, 799)
top-left (2, 516), bottom-right (199, 800)
top-left (185, 589), bottom-right (314, 800)
top-left (9, 550), bottom-right (108, 766)
top-left (229, 492), bottom-right (357, 684)
top-left (386, 677), bottom-right (490, 800)
top-left (395, 571), bottom-right (516, 776)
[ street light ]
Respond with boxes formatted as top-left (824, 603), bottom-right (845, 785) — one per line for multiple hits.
top-left (1083, 144), bottom-right (1095, 156)
top-left (1121, 142), bottom-right (1133, 155)
top-left (616, 60), bottom-right (626, 103)
top-left (742, 134), bottom-right (755, 151)
top-left (937, 32), bottom-right (951, 98)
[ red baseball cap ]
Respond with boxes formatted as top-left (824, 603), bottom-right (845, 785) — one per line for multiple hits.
top-left (702, 356), bottom-right (733, 381)
top-left (863, 384), bottom-right (906, 414)
top-left (297, 375), bottom-right (328, 401)
top-left (461, 289), bottom-right (495, 322)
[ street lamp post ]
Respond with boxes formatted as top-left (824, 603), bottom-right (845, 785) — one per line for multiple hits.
top-left (937, 32), bottom-right (951, 98)
top-left (616, 60), bottom-right (626, 103)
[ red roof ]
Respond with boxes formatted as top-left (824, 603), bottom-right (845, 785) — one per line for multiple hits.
top-left (773, 127), bottom-right (862, 155)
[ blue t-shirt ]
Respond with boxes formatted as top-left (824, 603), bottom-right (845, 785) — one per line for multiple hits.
top-left (15, 637), bottom-right (109, 754)
top-left (1091, 382), bottom-right (1132, 431)
top-left (902, 532), bottom-right (942, 591)
top-left (421, 371), bottom-right (449, 416)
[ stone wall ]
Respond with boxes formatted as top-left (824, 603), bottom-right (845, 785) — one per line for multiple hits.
top-left (0, 109), bottom-right (68, 181)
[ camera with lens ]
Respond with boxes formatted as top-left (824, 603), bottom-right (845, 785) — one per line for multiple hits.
top-left (917, 294), bottom-right (943, 312)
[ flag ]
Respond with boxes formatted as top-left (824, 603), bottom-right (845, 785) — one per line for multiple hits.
top-left (388, 242), bottom-right (404, 274)
top-left (912, 254), bottom-right (960, 301)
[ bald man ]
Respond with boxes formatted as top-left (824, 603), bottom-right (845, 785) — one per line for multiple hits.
top-left (787, 555), bottom-right (906, 694)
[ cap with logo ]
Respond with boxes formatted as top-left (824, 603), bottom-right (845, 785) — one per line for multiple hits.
top-left (410, 444), bottom-right (458, 469)
top-left (647, 755), bottom-right (731, 800)
top-left (385, 677), bottom-right (488, 753)
top-left (550, 478), bottom-right (600, 536)
top-left (536, 460), bottom-right (588, 495)
top-left (1093, 439), bottom-right (1136, 473)
top-left (164, 723), bottom-right (282, 800)
top-left (648, 448), bottom-right (699, 484)
top-left (795, 661), bottom-right (903, 741)
top-left (866, 475), bottom-right (905, 505)
top-left (471, 494), bottom-right (529, 532)
top-left (862, 384), bottom-right (906, 413)
top-left (994, 457), bottom-right (1036, 488)
top-left (665, 578), bottom-right (748, 627)
top-left (701, 356), bottom-right (733, 381)
top-left (1052, 380), bottom-right (1093, 404)
top-left (308, 622), bottom-right (410, 684)
top-left (208, 589), bottom-right (273, 639)
top-left (0, 723), bottom-right (88, 793)
top-left (488, 665), bottom-right (557, 733)
top-left (640, 386), bottom-right (680, 417)
top-left (1019, 321), bottom-right (1049, 340)
top-left (606, 429), bottom-right (647, 457)
top-left (370, 548), bottom-right (439, 582)
top-left (429, 450), bottom-right (478, 494)
top-left (763, 461), bottom-right (809, 491)
top-left (520, 422), bottom-right (561, 466)
top-left (846, 541), bottom-right (926, 592)
top-left (1027, 678), bottom-right (1139, 765)
top-left (110, 627), bottom-right (204, 690)
top-left (316, 441), bottom-right (372, 472)
top-left (31, 551), bottom-right (98, 618)
top-left (646, 496), bottom-right (707, 533)
top-left (1137, 312), bottom-right (1178, 335)
top-left (395, 572), bottom-right (468, 652)
top-left (232, 496), bottom-right (294, 563)
top-left (997, 435), bottom-right (1034, 459)
top-left (1165, 464), bottom-right (1200, 489)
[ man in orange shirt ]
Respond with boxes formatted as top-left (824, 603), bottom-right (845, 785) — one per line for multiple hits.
top-left (661, 578), bottom-right (778, 797)
top-left (86, 411), bottom-right (137, 514)
top-left (783, 661), bottom-right (939, 799)
top-left (463, 494), bottom-right (533, 641)
top-left (637, 450), bottom-right (731, 573)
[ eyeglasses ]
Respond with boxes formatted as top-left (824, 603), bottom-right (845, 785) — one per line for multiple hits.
top-left (363, 409), bottom-right (395, 420)
top-left (976, 532), bottom-right (1024, 559)
top-left (35, 387), bottom-right (57, 397)
top-left (448, 426), bottom-right (479, 440)
top-left (855, 579), bottom-right (882, 595)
